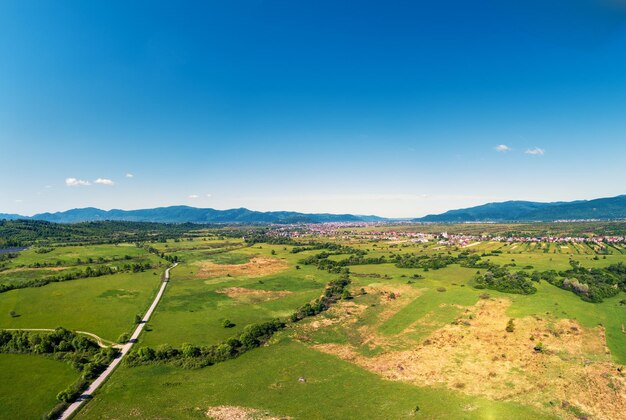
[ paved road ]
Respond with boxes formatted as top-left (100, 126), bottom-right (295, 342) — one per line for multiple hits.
top-left (60, 263), bottom-right (178, 420)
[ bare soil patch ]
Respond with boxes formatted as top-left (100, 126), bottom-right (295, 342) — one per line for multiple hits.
top-left (206, 406), bottom-right (288, 420)
top-left (196, 257), bottom-right (288, 278)
top-left (312, 298), bottom-right (626, 419)
top-left (216, 287), bottom-right (293, 303)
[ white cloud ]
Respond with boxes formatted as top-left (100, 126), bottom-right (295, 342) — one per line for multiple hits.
top-left (44, 185), bottom-right (53, 189)
top-left (525, 147), bottom-right (545, 156)
top-left (495, 144), bottom-right (512, 152)
top-left (206, 194), bottom-right (212, 198)
top-left (125, 173), bottom-right (134, 178)
top-left (14, 199), bottom-right (23, 203)
top-left (65, 177), bottom-right (91, 187)
top-left (189, 194), bottom-right (199, 199)
top-left (94, 178), bottom-right (115, 186)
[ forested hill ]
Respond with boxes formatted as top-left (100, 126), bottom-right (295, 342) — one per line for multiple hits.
top-left (1, 206), bottom-right (385, 224)
top-left (415, 195), bottom-right (626, 222)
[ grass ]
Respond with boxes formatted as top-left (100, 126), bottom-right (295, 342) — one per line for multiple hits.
top-left (78, 337), bottom-right (549, 419)
top-left (141, 247), bottom-right (332, 347)
top-left (2, 234), bottom-right (624, 418)
top-left (0, 354), bottom-right (78, 419)
top-left (503, 281), bottom-right (626, 363)
top-left (0, 270), bottom-right (164, 341)
top-left (7, 243), bottom-right (149, 267)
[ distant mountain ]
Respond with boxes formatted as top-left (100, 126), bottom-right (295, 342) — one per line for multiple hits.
top-left (1, 206), bottom-right (386, 224)
top-left (3, 194), bottom-right (625, 224)
top-left (0, 213), bottom-right (23, 221)
top-left (415, 195), bottom-right (626, 222)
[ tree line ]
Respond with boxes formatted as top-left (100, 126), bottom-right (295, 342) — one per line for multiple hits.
top-left (0, 261), bottom-right (156, 294)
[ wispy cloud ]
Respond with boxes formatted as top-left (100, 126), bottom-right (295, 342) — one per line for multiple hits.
top-left (65, 177), bottom-right (91, 187)
top-left (495, 144), bottom-right (512, 152)
top-left (525, 147), bottom-right (545, 156)
top-left (206, 194), bottom-right (212, 198)
top-left (189, 194), bottom-right (199, 199)
top-left (94, 178), bottom-right (115, 186)
top-left (125, 173), bottom-right (134, 178)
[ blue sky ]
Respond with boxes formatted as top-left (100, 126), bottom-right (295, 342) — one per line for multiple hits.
top-left (1, 0), bottom-right (626, 217)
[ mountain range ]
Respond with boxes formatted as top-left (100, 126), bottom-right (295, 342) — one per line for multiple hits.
top-left (1, 195), bottom-right (625, 224)
top-left (0, 206), bottom-right (384, 224)
top-left (413, 194), bottom-right (626, 222)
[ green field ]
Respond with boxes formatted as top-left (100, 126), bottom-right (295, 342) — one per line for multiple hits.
top-left (0, 270), bottom-right (164, 341)
top-left (78, 337), bottom-right (547, 419)
top-left (1, 223), bottom-right (625, 419)
top-left (141, 246), bottom-right (333, 346)
top-left (0, 354), bottom-right (78, 419)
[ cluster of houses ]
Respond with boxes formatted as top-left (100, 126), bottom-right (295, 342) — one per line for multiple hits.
top-left (262, 222), bottom-right (626, 246)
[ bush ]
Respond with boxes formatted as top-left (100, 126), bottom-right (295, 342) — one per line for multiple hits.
top-left (505, 319), bottom-right (515, 333)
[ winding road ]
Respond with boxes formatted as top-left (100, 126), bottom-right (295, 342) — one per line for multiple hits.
top-left (59, 263), bottom-right (177, 420)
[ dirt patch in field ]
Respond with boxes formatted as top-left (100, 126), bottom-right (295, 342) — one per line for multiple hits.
top-left (196, 257), bottom-right (288, 278)
top-left (206, 406), bottom-right (288, 420)
top-left (216, 287), bottom-right (293, 302)
top-left (295, 285), bottom-right (423, 351)
top-left (299, 301), bottom-right (368, 333)
top-left (312, 298), bottom-right (626, 420)
top-left (363, 284), bottom-right (424, 323)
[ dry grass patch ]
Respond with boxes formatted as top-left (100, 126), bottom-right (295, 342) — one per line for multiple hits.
top-left (206, 405), bottom-right (288, 420)
top-left (312, 298), bottom-right (626, 420)
top-left (299, 301), bottom-right (368, 333)
top-left (196, 257), bottom-right (288, 279)
top-left (364, 284), bottom-right (424, 323)
top-left (2, 266), bottom-right (68, 273)
top-left (216, 287), bottom-right (293, 303)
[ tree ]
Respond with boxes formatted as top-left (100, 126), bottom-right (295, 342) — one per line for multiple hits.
top-left (134, 314), bottom-right (142, 324)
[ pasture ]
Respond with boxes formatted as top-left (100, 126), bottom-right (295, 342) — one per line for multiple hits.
top-left (0, 269), bottom-right (165, 341)
top-left (141, 245), bottom-right (333, 346)
top-left (0, 354), bottom-right (78, 419)
top-left (1, 226), bottom-right (624, 419)
top-left (78, 337), bottom-right (546, 419)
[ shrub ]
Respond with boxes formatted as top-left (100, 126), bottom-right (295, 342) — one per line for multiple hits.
top-left (505, 319), bottom-right (515, 333)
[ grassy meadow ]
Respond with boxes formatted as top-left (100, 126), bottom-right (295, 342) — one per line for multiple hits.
top-left (0, 354), bottom-right (78, 419)
top-left (78, 337), bottom-right (547, 419)
top-left (1, 225), bottom-right (625, 419)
